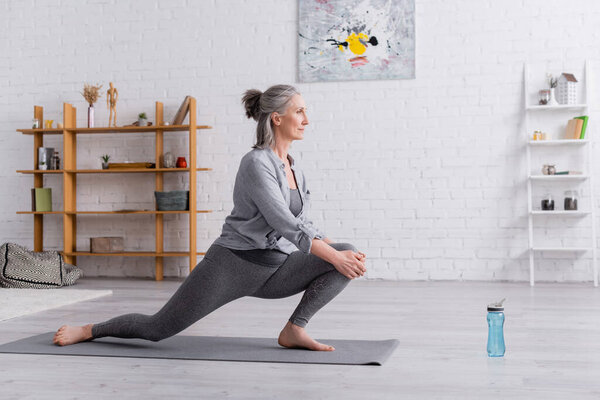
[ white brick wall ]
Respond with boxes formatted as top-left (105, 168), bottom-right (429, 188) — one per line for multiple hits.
top-left (2, 0), bottom-right (600, 282)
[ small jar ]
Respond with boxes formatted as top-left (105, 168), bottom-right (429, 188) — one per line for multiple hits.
top-left (533, 130), bottom-right (542, 140)
top-left (564, 190), bottom-right (578, 211)
top-left (32, 118), bottom-right (40, 129)
top-left (539, 89), bottom-right (550, 105)
top-left (541, 194), bottom-right (554, 211)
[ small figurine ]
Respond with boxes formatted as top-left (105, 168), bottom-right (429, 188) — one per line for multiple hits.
top-left (107, 82), bottom-right (119, 127)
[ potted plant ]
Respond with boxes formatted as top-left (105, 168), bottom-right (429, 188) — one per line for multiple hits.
top-left (101, 154), bottom-right (110, 169)
top-left (138, 112), bottom-right (148, 126)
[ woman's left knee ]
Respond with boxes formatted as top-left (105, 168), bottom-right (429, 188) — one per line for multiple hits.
top-left (331, 242), bottom-right (358, 253)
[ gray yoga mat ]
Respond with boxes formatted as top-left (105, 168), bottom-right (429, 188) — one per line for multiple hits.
top-left (0, 332), bottom-right (398, 365)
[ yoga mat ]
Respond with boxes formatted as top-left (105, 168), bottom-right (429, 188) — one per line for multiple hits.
top-left (0, 332), bottom-right (398, 366)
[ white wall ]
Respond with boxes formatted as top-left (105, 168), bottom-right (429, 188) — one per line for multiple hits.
top-left (2, 0), bottom-right (600, 282)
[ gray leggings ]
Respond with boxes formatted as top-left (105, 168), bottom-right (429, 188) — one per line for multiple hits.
top-left (91, 242), bottom-right (356, 342)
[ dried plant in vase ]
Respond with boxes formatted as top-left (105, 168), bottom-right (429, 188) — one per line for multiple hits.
top-left (81, 83), bottom-right (103, 128)
top-left (546, 73), bottom-right (558, 106)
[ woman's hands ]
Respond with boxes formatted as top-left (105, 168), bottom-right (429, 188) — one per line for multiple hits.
top-left (310, 239), bottom-right (367, 280)
top-left (333, 250), bottom-right (367, 280)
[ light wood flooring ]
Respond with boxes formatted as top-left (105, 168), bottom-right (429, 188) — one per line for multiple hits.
top-left (1, 278), bottom-right (599, 399)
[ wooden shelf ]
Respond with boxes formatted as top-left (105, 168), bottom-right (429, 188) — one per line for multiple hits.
top-left (64, 251), bottom-right (206, 257)
top-left (16, 170), bottom-right (64, 174)
top-left (18, 210), bottom-right (212, 214)
top-left (65, 210), bottom-right (212, 214)
top-left (20, 99), bottom-right (204, 281)
top-left (16, 211), bottom-right (63, 215)
top-left (66, 168), bottom-right (212, 173)
top-left (18, 124), bottom-right (211, 135)
top-left (17, 128), bottom-right (64, 134)
top-left (17, 168), bottom-right (212, 174)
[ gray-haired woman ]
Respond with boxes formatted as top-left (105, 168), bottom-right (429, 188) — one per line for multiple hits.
top-left (54, 84), bottom-right (367, 351)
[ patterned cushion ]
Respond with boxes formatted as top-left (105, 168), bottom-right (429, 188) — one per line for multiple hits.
top-left (0, 243), bottom-right (83, 289)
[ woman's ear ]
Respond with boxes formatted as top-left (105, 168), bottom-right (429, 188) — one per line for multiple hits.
top-left (271, 112), bottom-right (281, 126)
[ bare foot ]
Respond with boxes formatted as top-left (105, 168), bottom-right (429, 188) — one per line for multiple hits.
top-left (278, 321), bottom-right (335, 351)
top-left (53, 324), bottom-right (94, 346)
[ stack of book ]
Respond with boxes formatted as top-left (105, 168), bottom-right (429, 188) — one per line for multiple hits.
top-left (564, 115), bottom-right (589, 139)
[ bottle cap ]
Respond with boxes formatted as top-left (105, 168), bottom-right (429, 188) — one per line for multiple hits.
top-left (487, 298), bottom-right (505, 312)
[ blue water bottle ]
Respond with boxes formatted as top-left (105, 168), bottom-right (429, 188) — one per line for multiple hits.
top-left (487, 298), bottom-right (505, 357)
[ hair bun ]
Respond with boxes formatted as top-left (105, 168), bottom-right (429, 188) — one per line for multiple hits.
top-left (242, 89), bottom-right (262, 121)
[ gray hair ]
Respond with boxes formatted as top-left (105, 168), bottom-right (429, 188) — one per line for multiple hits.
top-left (242, 84), bottom-right (300, 149)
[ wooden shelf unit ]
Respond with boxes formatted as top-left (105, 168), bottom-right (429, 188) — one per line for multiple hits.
top-left (17, 98), bottom-right (211, 281)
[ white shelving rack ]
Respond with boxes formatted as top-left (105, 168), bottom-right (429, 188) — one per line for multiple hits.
top-left (524, 61), bottom-right (597, 287)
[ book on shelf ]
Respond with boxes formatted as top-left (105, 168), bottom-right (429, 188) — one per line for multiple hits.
top-left (34, 188), bottom-right (52, 212)
top-left (564, 118), bottom-right (584, 139)
top-left (574, 115), bottom-right (589, 139)
top-left (172, 95), bottom-right (191, 125)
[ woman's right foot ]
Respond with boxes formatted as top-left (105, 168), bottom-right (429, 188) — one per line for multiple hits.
top-left (53, 324), bottom-right (94, 346)
top-left (278, 321), bottom-right (335, 351)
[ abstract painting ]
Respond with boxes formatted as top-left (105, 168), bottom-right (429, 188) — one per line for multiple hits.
top-left (298, 0), bottom-right (415, 82)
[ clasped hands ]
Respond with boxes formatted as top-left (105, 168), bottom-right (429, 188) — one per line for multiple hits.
top-left (334, 250), bottom-right (367, 280)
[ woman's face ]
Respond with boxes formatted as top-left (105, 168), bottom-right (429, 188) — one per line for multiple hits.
top-left (272, 94), bottom-right (309, 142)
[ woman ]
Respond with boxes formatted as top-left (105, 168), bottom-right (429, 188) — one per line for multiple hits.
top-left (53, 84), bottom-right (366, 352)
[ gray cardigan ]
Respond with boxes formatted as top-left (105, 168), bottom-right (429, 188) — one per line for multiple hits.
top-left (213, 147), bottom-right (325, 254)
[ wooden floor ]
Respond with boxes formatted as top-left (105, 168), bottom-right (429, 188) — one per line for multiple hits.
top-left (1, 278), bottom-right (599, 399)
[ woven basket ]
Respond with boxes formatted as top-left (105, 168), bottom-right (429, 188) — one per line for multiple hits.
top-left (155, 190), bottom-right (189, 211)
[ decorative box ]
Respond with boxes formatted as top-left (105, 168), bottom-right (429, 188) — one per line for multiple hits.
top-left (90, 237), bottom-right (124, 253)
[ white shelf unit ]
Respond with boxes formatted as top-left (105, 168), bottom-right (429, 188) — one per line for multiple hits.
top-left (524, 61), bottom-right (597, 287)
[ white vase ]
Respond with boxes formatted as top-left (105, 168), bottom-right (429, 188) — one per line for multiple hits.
top-left (548, 88), bottom-right (559, 106)
top-left (88, 105), bottom-right (94, 128)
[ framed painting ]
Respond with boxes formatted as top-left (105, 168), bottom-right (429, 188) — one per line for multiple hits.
top-left (298, 0), bottom-right (415, 82)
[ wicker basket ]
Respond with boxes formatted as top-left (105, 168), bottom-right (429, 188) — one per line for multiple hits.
top-left (155, 190), bottom-right (189, 211)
